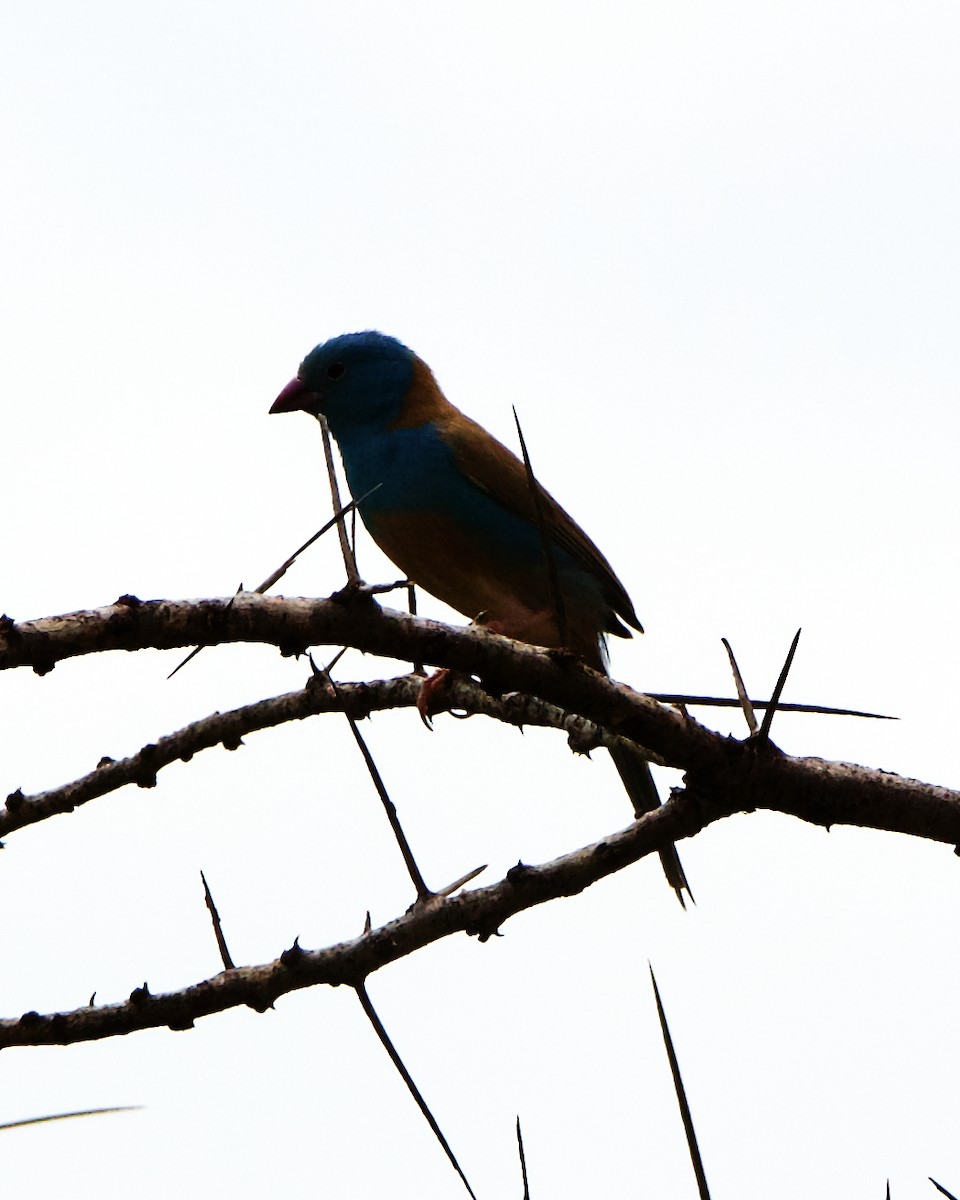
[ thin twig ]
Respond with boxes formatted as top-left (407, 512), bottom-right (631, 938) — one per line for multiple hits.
top-left (649, 964), bottom-right (711, 1200)
top-left (355, 982), bottom-right (477, 1200)
top-left (200, 870), bottom-right (235, 970)
top-left (253, 490), bottom-right (378, 594)
top-left (319, 417), bottom-right (359, 582)
top-left (167, 490), bottom-right (377, 680)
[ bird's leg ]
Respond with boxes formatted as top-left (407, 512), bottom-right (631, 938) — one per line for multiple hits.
top-left (416, 668), bottom-right (452, 728)
top-left (416, 611), bottom-right (517, 727)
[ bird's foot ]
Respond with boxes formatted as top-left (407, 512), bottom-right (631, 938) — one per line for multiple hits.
top-left (416, 668), bottom-right (452, 729)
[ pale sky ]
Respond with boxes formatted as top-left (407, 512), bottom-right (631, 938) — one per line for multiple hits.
top-left (3, 3), bottom-right (960, 1196)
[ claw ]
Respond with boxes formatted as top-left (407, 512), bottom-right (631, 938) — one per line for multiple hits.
top-left (416, 668), bottom-right (451, 728)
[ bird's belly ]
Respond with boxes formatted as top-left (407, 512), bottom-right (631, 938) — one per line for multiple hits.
top-left (364, 509), bottom-right (528, 619)
top-left (364, 508), bottom-right (600, 663)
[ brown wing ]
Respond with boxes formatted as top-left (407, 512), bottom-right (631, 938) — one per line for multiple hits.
top-left (438, 408), bottom-right (643, 635)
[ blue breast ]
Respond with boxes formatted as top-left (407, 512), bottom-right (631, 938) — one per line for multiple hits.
top-left (336, 421), bottom-right (611, 618)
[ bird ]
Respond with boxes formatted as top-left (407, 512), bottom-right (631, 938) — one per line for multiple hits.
top-left (270, 331), bottom-right (691, 904)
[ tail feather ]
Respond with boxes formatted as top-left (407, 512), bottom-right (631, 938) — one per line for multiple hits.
top-left (608, 742), bottom-right (693, 907)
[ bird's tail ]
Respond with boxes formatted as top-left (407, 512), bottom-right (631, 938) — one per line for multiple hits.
top-left (607, 742), bottom-right (692, 907)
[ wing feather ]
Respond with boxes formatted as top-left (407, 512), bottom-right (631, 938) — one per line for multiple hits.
top-left (437, 410), bottom-right (642, 634)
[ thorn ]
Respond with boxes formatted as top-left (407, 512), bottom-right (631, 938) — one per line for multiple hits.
top-left (0, 1106), bottom-right (143, 1132)
top-left (516, 1115), bottom-right (530, 1198)
top-left (435, 865), bottom-right (487, 898)
top-left (356, 982), bottom-right (478, 1199)
top-left (647, 691), bottom-right (893, 720)
top-left (649, 965), bottom-right (712, 1199)
top-left (280, 938), bottom-right (305, 967)
top-left (167, 486), bottom-right (381, 681)
top-left (200, 869), bottom-right (235, 971)
top-left (324, 646), bottom-right (348, 674)
top-left (338, 702), bottom-right (433, 903)
top-left (513, 406), bottom-right (568, 649)
top-left (758, 628), bottom-right (802, 743)
top-left (721, 637), bottom-right (758, 734)
top-left (407, 583), bottom-right (424, 674)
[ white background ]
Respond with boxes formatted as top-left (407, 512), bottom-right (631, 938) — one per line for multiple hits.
top-left (2, 3), bottom-right (959, 1196)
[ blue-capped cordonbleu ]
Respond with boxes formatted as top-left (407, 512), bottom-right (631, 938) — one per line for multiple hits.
top-left (270, 331), bottom-right (690, 904)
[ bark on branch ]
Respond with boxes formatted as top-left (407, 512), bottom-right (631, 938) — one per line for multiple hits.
top-left (0, 798), bottom-right (700, 1050)
top-left (2, 594), bottom-right (958, 851)
top-left (1, 592), bottom-right (958, 1050)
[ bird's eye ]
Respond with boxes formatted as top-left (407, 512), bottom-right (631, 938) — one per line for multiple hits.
top-left (326, 362), bottom-right (345, 381)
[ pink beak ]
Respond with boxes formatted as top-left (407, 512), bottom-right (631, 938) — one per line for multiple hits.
top-left (270, 377), bottom-right (320, 414)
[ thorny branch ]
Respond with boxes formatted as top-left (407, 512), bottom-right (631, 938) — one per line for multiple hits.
top-left (1, 592), bottom-right (959, 1051)
top-left (1, 594), bottom-right (958, 841)
top-left (0, 672), bottom-right (663, 839)
top-left (0, 799), bottom-right (720, 1049)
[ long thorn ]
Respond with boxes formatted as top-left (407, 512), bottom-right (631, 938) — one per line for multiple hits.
top-left (648, 693), bottom-right (893, 720)
top-left (342, 710), bottom-right (431, 900)
top-left (167, 488), bottom-right (379, 681)
top-left (0, 1106), bottom-right (142, 1131)
top-left (513, 407), bottom-right (567, 649)
top-left (200, 870), bottom-right (235, 970)
top-left (166, 584), bottom-right (242, 680)
top-left (516, 1116), bottom-right (531, 1198)
top-left (758, 628), bottom-right (802, 742)
top-left (356, 983), bottom-right (477, 1200)
top-left (435, 864), bottom-right (487, 897)
top-left (407, 583), bottom-right (424, 675)
top-left (650, 964), bottom-right (711, 1200)
top-left (253, 488), bottom-right (379, 595)
top-left (721, 638), bottom-right (758, 733)
top-left (317, 665), bottom-right (432, 902)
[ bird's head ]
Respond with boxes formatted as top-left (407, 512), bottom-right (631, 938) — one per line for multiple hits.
top-left (270, 331), bottom-right (416, 438)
